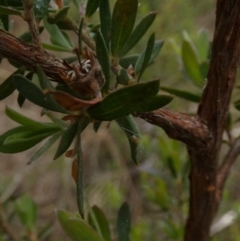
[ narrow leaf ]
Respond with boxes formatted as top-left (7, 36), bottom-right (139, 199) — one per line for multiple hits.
top-left (99, 0), bottom-right (111, 48)
top-left (41, 42), bottom-right (73, 52)
top-left (88, 206), bottom-right (111, 241)
top-left (0, 6), bottom-right (22, 16)
top-left (17, 72), bottom-right (34, 107)
top-left (182, 39), bottom-right (203, 86)
top-left (121, 11), bottom-right (157, 57)
top-left (43, 17), bottom-right (73, 50)
top-left (87, 79), bottom-right (160, 121)
top-left (96, 31), bottom-right (110, 94)
top-left (29, 131), bottom-right (63, 163)
top-left (86, 0), bottom-right (100, 18)
top-left (5, 106), bottom-right (60, 129)
top-left (0, 126), bottom-right (59, 153)
top-left (135, 32), bottom-right (155, 81)
top-left (37, 67), bottom-right (69, 113)
top-left (149, 40), bottom-right (164, 64)
top-left (119, 54), bottom-right (139, 69)
top-left (0, 68), bottom-right (24, 100)
top-left (54, 121), bottom-right (78, 160)
top-left (117, 202), bottom-right (131, 241)
top-left (59, 218), bottom-right (104, 241)
top-left (12, 75), bottom-right (66, 112)
top-left (111, 0), bottom-right (138, 57)
top-left (135, 94), bottom-right (173, 113)
top-left (115, 115), bottom-right (140, 164)
top-left (48, 6), bottom-right (70, 24)
top-left (161, 86), bottom-right (201, 103)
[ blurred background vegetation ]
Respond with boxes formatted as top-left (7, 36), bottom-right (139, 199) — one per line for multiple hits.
top-left (3, 0), bottom-right (240, 241)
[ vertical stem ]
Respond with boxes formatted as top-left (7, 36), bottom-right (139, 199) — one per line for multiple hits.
top-left (184, 1), bottom-right (240, 240)
top-left (76, 121), bottom-right (84, 218)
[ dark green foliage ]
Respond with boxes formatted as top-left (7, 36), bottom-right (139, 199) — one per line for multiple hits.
top-left (99, 0), bottom-right (111, 48)
top-left (96, 31), bottom-right (110, 94)
top-left (116, 115), bottom-right (140, 164)
top-left (86, 0), bottom-right (100, 18)
top-left (87, 80), bottom-right (160, 120)
top-left (117, 202), bottom-right (131, 241)
top-left (0, 68), bottom-right (24, 100)
top-left (54, 121), bottom-right (79, 160)
top-left (111, 0), bottom-right (138, 57)
top-left (88, 206), bottom-right (112, 241)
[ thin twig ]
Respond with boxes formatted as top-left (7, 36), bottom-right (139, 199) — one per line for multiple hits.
top-left (0, 203), bottom-right (18, 241)
top-left (217, 136), bottom-right (240, 194)
top-left (21, 0), bottom-right (42, 52)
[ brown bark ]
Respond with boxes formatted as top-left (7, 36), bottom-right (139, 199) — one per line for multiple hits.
top-left (0, 1), bottom-right (240, 240)
top-left (138, 1), bottom-right (240, 240)
top-left (0, 29), bottom-right (72, 83)
top-left (185, 1), bottom-right (240, 240)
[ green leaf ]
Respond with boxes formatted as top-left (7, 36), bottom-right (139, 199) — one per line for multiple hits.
top-left (15, 195), bottom-right (37, 229)
top-left (121, 11), bottom-right (157, 57)
top-left (135, 32), bottom-right (155, 81)
top-left (17, 72), bottom-right (34, 107)
top-left (117, 68), bottom-right (130, 85)
top-left (88, 206), bottom-right (111, 241)
top-left (59, 218), bottom-right (104, 241)
top-left (96, 31), bottom-right (110, 94)
top-left (5, 106), bottom-right (60, 129)
top-left (12, 75), bottom-right (67, 112)
top-left (87, 79), bottom-right (160, 121)
top-left (54, 121), bottom-right (78, 160)
top-left (86, 0), bottom-right (99, 18)
top-left (111, 0), bottom-right (138, 57)
top-left (0, 126), bottom-right (59, 153)
top-left (115, 115), bottom-right (140, 164)
top-left (117, 202), bottom-right (131, 241)
top-left (41, 42), bottom-right (73, 52)
top-left (57, 209), bottom-right (73, 224)
top-left (149, 40), bottom-right (164, 64)
top-left (48, 6), bottom-right (70, 24)
top-left (161, 86), bottom-right (201, 103)
top-left (29, 131), bottom-right (63, 163)
top-left (99, 0), bottom-right (111, 48)
top-left (119, 54), bottom-right (139, 69)
top-left (135, 94), bottom-right (173, 113)
top-left (182, 39), bottom-right (203, 86)
top-left (90, 24), bottom-right (101, 32)
top-left (0, 5), bottom-right (22, 16)
top-left (0, 68), bottom-right (24, 100)
top-left (33, 0), bottom-right (51, 21)
top-left (37, 67), bottom-right (69, 113)
top-left (43, 17), bottom-right (73, 50)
